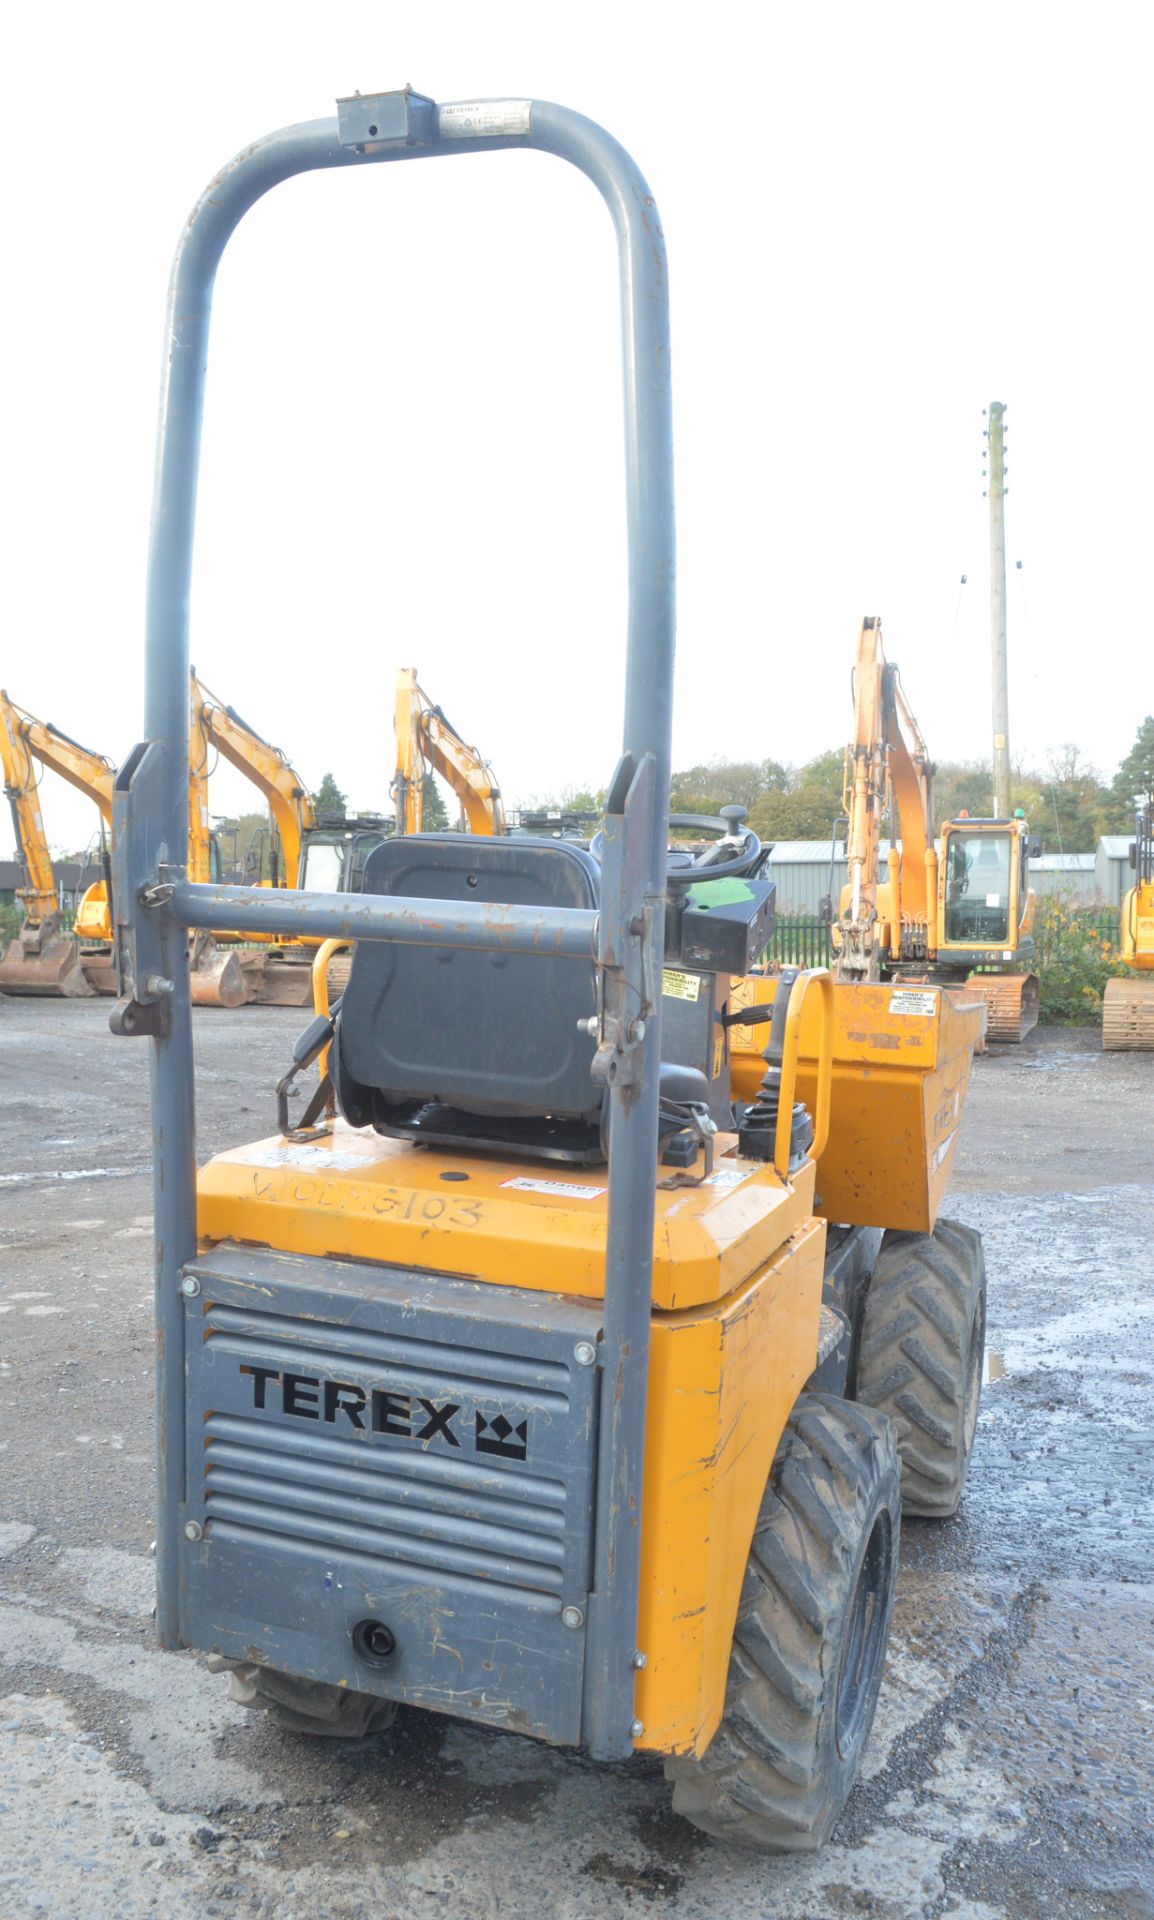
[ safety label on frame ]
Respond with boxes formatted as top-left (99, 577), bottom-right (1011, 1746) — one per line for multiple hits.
top-left (663, 969), bottom-right (702, 1002)
top-left (888, 989), bottom-right (937, 1017)
top-left (501, 1177), bottom-right (606, 1201)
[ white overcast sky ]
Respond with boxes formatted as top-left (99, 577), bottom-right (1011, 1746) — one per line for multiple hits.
top-left (2, 2), bottom-right (1149, 858)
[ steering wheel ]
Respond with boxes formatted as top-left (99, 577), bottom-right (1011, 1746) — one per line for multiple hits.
top-left (590, 805), bottom-right (764, 883)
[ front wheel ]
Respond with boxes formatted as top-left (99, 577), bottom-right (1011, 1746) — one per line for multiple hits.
top-left (854, 1219), bottom-right (986, 1518)
top-left (666, 1393), bottom-right (901, 1853)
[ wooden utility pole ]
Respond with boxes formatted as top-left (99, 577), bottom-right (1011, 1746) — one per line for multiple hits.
top-left (987, 401), bottom-right (1011, 815)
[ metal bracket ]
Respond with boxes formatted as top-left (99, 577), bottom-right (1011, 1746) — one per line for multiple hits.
top-left (590, 752), bottom-right (657, 1094)
top-left (109, 742), bottom-right (178, 1039)
top-left (336, 87), bottom-right (436, 151)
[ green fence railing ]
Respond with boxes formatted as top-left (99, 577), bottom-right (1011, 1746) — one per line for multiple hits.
top-left (767, 914), bottom-right (833, 968)
top-left (765, 905), bottom-right (1123, 976)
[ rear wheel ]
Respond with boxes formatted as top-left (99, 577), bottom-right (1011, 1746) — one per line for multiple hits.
top-left (208, 1656), bottom-right (398, 1738)
top-left (667, 1393), bottom-right (900, 1853)
top-left (854, 1219), bottom-right (986, 1517)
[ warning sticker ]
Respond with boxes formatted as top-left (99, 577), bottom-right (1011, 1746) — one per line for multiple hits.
top-left (889, 989), bottom-right (938, 1017)
top-left (663, 969), bottom-right (702, 1002)
top-left (704, 1168), bottom-right (752, 1192)
top-left (245, 1145), bottom-right (371, 1171)
top-left (439, 100), bottom-right (532, 139)
top-left (501, 1177), bottom-right (606, 1201)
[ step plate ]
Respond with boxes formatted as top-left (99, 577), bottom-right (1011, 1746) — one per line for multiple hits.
top-left (180, 1244), bottom-right (603, 1744)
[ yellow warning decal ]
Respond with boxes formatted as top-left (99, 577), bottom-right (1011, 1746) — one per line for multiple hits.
top-left (663, 969), bottom-right (701, 1002)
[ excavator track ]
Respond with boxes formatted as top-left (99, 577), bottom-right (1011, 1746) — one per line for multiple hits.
top-left (961, 971), bottom-right (1039, 1045)
top-left (1102, 976), bottom-right (1154, 1051)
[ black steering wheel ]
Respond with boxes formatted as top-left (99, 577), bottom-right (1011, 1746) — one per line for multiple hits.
top-left (665, 809), bottom-right (765, 885)
top-left (591, 805), bottom-right (764, 883)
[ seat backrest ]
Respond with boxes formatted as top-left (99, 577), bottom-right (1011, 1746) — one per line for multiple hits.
top-left (337, 834), bottom-right (601, 1120)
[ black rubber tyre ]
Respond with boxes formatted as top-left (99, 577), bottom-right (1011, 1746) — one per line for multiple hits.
top-left (853, 1218), bottom-right (986, 1519)
top-left (210, 1657), bottom-right (398, 1738)
top-left (666, 1393), bottom-right (901, 1853)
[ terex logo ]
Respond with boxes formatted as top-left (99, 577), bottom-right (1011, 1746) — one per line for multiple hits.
top-left (239, 1365), bottom-right (530, 1462)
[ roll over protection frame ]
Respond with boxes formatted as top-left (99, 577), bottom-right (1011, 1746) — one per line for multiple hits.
top-left (115, 90), bottom-right (674, 1760)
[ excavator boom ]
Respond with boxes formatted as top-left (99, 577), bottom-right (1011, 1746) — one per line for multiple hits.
top-left (394, 667), bottom-right (505, 836)
top-left (0, 691), bottom-right (117, 996)
top-left (833, 618), bottom-right (935, 981)
top-left (191, 672), bottom-right (317, 886)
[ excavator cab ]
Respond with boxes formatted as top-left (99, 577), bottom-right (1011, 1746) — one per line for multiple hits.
top-left (937, 817), bottom-right (1037, 962)
top-left (298, 816), bottom-right (393, 893)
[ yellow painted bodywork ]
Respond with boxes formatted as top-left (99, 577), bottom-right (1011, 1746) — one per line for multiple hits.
top-left (196, 1122), bottom-right (824, 1753)
top-left (197, 1124), bottom-right (817, 1315)
top-left (729, 975), bottom-right (982, 1232)
top-left (1121, 880), bottom-right (1154, 972)
top-left (636, 1214), bottom-right (826, 1753)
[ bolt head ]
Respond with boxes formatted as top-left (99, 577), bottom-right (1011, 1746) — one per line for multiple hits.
top-left (184, 1521), bottom-right (203, 1542)
top-left (630, 1719), bottom-right (644, 1740)
top-left (632, 1650), bottom-right (648, 1670)
top-left (180, 1276), bottom-right (200, 1298)
top-left (560, 1605), bottom-right (584, 1631)
top-left (573, 1341), bottom-right (597, 1368)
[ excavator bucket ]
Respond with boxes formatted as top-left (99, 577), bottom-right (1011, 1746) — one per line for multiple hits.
top-left (961, 971), bottom-right (1039, 1044)
top-left (237, 947), bottom-right (354, 1006)
top-left (0, 932), bottom-right (95, 997)
top-left (189, 945), bottom-right (249, 1008)
top-left (1102, 976), bottom-right (1154, 1051)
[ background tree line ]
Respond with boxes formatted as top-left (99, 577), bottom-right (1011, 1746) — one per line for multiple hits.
top-left (529, 716), bottom-right (1154, 854)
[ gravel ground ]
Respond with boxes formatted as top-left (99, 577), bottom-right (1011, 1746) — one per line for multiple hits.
top-left (1, 1003), bottom-right (1152, 1919)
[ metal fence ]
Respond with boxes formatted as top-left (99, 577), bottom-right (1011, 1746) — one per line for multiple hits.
top-left (767, 914), bottom-right (833, 968)
top-left (1033, 906), bottom-right (1122, 968)
top-left (765, 906), bottom-right (1124, 974)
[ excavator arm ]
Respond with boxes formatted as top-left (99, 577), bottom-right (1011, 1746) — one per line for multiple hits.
top-left (835, 619), bottom-right (934, 981)
top-left (0, 691), bottom-right (118, 995)
top-left (0, 690), bottom-right (67, 927)
top-left (191, 672), bottom-right (317, 885)
top-left (394, 667), bottom-right (505, 836)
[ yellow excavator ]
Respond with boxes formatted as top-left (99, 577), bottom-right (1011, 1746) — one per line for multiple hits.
top-left (1103, 801), bottom-right (1154, 1048)
top-left (393, 668), bottom-right (505, 835)
top-left (0, 685), bottom-right (250, 1004)
top-left (191, 671), bottom-right (391, 1004)
top-left (827, 617), bottom-right (1041, 1042)
top-left (0, 690), bottom-right (119, 996)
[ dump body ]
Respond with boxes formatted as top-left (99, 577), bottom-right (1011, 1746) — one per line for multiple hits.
top-left (729, 976), bottom-right (983, 1232)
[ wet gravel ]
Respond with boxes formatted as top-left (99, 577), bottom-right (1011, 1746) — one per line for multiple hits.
top-left (1, 1004), bottom-right (1152, 1918)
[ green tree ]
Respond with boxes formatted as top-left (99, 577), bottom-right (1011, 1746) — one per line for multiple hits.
top-left (1108, 715), bottom-right (1154, 825)
top-left (422, 773), bottom-right (450, 830)
top-left (933, 761), bottom-right (994, 827)
top-left (314, 771), bottom-right (347, 822)
top-left (670, 758), bottom-right (790, 816)
top-left (1037, 745), bottom-right (1107, 854)
top-left (749, 751), bottom-right (845, 843)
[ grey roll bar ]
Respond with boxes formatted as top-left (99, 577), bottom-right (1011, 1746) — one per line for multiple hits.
top-left (116, 90), bottom-right (674, 1761)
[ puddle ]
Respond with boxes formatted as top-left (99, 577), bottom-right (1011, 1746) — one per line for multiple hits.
top-left (0, 1164), bottom-right (152, 1188)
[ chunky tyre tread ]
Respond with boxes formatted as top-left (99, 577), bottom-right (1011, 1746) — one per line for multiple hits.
top-left (854, 1218), bottom-right (986, 1518)
top-left (212, 1658), bottom-right (398, 1738)
top-left (666, 1392), bottom-right (900, 1853)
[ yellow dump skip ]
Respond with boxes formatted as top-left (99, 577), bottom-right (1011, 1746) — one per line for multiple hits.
top-left (729, 978), bottom-right (983, 1232)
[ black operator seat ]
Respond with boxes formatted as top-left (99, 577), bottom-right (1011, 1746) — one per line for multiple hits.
top-left (331, 835), bottom-right (604, 1161)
